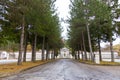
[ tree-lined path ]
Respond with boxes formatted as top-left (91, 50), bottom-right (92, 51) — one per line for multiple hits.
top-left (0, 0), bottom-right (120, 80)
top-left (2, 59), bottom-right (120, 80)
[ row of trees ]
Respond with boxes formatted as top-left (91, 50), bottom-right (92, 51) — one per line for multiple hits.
top-left (0, 0), bottom-right (64, 65)
top-left (68, 0), bottom-right (120, 62)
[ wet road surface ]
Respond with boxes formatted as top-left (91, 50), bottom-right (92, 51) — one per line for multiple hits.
top-left (1, 59), bottom-right (120, 80)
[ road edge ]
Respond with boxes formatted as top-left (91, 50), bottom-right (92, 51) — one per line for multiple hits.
top-left (0, 59), bottom-right (57, 78)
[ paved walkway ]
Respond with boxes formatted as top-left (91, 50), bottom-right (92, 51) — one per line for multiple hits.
top-left (2, 59), bottom-right (120, 80)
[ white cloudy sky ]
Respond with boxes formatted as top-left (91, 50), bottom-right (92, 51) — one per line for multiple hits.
top-left (55, 0), bottom-right (120, 47)
top-left (55, 0), bottom-right (70, 39)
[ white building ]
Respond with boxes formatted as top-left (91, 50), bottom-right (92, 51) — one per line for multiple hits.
top-left (59, 47), bottom-right (72, 58)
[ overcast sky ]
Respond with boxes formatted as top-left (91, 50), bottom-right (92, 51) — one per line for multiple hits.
top-left (55, 0), bottom-right (120, 47)
top-left (55, 0), bottom-right (70, 39)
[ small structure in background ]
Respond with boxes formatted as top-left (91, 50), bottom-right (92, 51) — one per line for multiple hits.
top-left (59, 47), bottom-right (72, 58)
top-left (0, 51), bottom-right (9, 59)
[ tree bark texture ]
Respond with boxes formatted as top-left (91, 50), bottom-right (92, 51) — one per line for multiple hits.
top-left (82, 31), bottom-right (87, 61)
top-left (31, 34), bottom-right (37, 62)
top-left (42, 36), bottom-right (45, 61)
top-left (23, 33), bottom-right (28, 62)
top-left (110, 37), bottom-right (114, 62)
top-left (98, 36), bottom-right (102, 61)
top-left (17, 15), bottom-right (25, 65)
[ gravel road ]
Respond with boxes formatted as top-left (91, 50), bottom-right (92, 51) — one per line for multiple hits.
top-left (1, 59), bottom-right (120, 80)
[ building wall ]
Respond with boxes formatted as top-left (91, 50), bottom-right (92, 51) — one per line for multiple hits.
top-left (59, 47), bottom-right (72, 58)
top-left (94, 52), bottom-right (118, 59)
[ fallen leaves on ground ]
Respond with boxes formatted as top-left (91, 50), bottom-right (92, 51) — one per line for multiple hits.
top-left (79, 59), bottom-right (120, 66)
top-left (0, 60), bottom-right (53, 77)
top-left (100, 61), bottom-right (120, 65)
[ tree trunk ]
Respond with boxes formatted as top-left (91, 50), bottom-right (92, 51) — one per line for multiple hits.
top-left (72, 49), bottom-right (75, 59)
top-left (51, 50), bottom-right (54, 59)
top-left (86, 23), bottom-right (94, 62)
top-left (78, 45), bottom-right (80, 60)
top-left (74, 51), bottom-right (76, 59)
top-left (98, 36), bottom-right (102, 62)
top-left (31, 34), bottom-right (37, 62)
top-left (75, 51), bottom-right (77, 60)
top-left (46, 42), bottom-right (49, 61)
top-left (110, 37), bottom-right (114, 62)
top-left (78, 51), bottom-right (80, 60)
top-left (53, 49), bottom-right (56, 59)
top-left (81, 44), bottom-right (84, 60)
top-left (17, 15), bottom-right (25, 65)
top-left (23, 33), bottom-right (28, 62)
top-left (42, 36), bottom-right (45, 61)
top-left (82, 31), bottom-right (87, 61)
